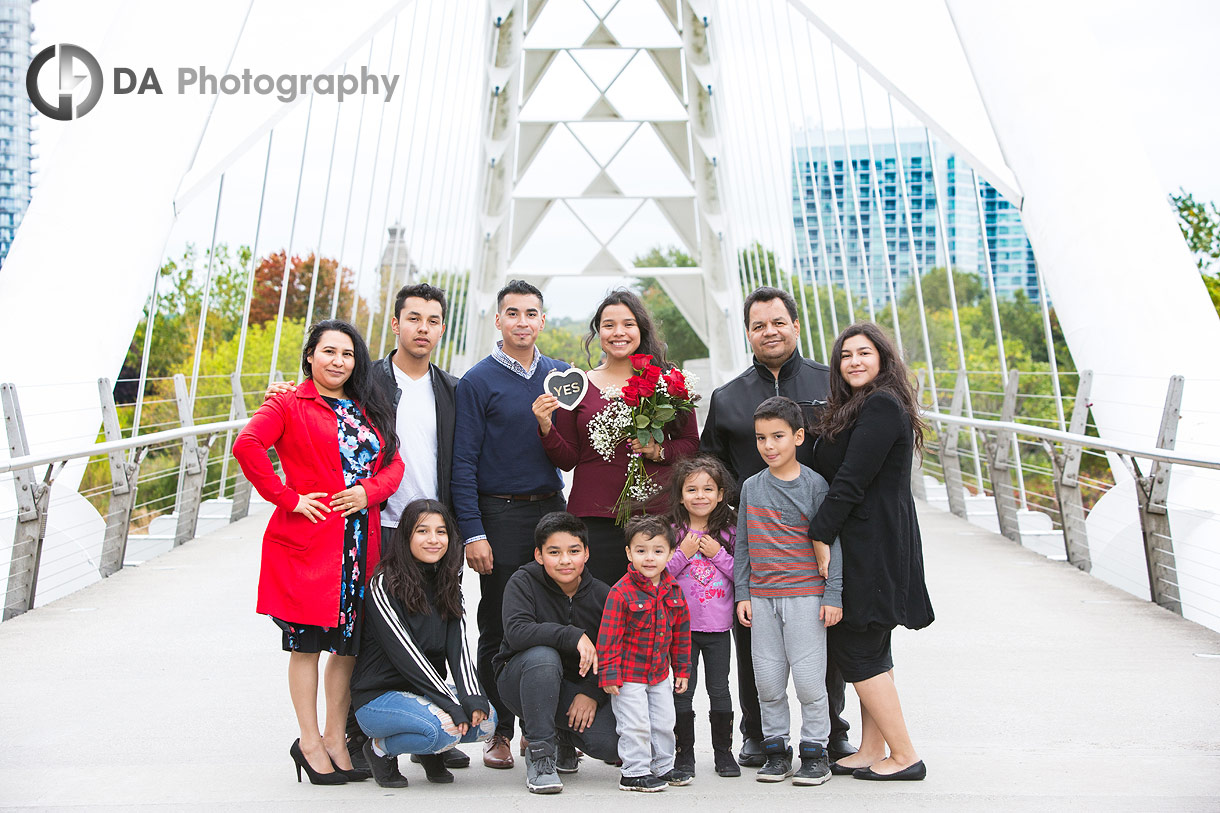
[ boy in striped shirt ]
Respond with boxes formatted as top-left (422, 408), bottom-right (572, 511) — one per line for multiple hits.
top-left (734, 396), bottom-right (842, 786)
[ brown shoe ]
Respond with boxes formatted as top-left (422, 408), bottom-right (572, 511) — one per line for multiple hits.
top-left (519, 736), bottom-right (528, 756)
top-left (483, 734), bottom-right (514, 769)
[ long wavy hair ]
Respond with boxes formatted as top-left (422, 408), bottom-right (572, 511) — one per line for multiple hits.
top-left (817, 322), bottom-right (925, 453)
top-left (583, 289), bottom-right (669, 370)
top-left (302, 319), bottom-right (398, 466)
top-left (375, 499), bottom-right (464, 620)
top-left (666, 454), bottom-right (737, 548)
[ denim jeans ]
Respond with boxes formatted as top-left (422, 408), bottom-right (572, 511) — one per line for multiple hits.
top-left (355, 689), bottom-right (497, 757)
top-left (611, 678), bottom-right (676, 778)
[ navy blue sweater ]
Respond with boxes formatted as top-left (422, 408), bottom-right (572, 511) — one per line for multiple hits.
top-left (452, 354), bottom-right (568, 541)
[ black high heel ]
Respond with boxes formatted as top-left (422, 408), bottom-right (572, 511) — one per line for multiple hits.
top-left (331, 756), bottom-right (372, 782)
top-left (290, 738), bottom-right (348, 785)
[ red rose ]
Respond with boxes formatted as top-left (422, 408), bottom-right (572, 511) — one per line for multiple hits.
top-left (644, 364), bottom-right (661, 384)
top-left (663, 369), bottom-right (689, 400)
top-left (630, 353), bottom-right (653, 371)
top-left (621, 384), bottom-right (640, 407)
top-left (637, 378), bottom-right (657, 398)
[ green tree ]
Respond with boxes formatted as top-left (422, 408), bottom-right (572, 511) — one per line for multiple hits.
top-left (1170, 188), bottom-right (1220, 318)
top-left (632, 247), bottom-right (709, 366)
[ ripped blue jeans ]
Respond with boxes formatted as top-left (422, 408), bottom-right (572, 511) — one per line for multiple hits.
top-left (355, 689), bottom-right (497, 757)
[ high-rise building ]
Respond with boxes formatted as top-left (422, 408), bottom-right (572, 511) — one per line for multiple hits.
top-left (0, 0), bottom-right (33, 266)
top-left (791, 128), bottom-right (1040, 305)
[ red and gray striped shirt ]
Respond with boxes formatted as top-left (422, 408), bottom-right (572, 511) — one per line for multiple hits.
top-left (734, 465), bottom-right (842, 604)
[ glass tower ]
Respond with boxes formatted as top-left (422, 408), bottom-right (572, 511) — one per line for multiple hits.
top-left (0, 0), bottom-right (33, 266)
top-left (792, 128), bottom-right (1041, 306)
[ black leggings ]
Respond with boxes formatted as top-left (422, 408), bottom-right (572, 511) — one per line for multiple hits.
top-left (674, 630), bottom-right (732, 714)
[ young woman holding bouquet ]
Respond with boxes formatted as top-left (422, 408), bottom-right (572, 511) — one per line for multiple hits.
top-left (532, 289), bottom-right (699, 586)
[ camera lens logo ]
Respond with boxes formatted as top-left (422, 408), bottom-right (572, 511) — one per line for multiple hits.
top-left (26, 44), bottom-right (103, 121)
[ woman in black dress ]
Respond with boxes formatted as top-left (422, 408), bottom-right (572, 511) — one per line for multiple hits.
top-left (806, 322), bottom-right (934, 781)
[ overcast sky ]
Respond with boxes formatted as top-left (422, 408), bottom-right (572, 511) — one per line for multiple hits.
top-left (27, 0), bottom-right (1220, 319)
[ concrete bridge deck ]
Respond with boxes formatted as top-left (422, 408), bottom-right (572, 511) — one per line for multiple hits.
top-left (2, 502), bottom-right (1219, 811)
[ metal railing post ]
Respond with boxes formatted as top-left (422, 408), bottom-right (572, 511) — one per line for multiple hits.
top-left (910, 369), bottom-right (927, 501)
top-left (940, 370), bottom-right (969, 518)
top-left (1050, 369), bottom-right (1093, 571)
top-left (2, 384), bottom-right (56, 620)
top-left (228, 373), bottom-right (252, 522)
top-left (172, 374), bottom-right (209, 547)
top-left (97, 378), bottom-right (141, 577)
top-left (986, 369), bottom-right (1021, 542)
top-left (1125, 375), bottom-right (1184, 614)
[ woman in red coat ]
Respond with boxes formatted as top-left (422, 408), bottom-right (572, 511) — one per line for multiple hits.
top-left (234, 319), bottom-right (404, 785)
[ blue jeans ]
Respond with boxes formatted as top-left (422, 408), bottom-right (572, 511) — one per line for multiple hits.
top-left (355, 689), bottom-right (497, 757)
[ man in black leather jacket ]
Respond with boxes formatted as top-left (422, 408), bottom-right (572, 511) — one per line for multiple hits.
top-left (700, 286), bottom-right (856, 765)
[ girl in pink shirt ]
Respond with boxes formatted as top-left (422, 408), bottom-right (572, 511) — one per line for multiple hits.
top-left (666, 455), bottom-right (740, 778)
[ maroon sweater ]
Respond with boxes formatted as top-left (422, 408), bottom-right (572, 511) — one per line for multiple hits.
top-left (540, 382), bottom-right (699, 518)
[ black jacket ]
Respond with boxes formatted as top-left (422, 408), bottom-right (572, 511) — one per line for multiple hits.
top-left (700, 350), bottom-right (832, 487)
top-left (374, 350), bottom-right (458, 510)
top-left (493, 561), bottom-right (611, 705)
top-left (350, 567), bottom-right (489, 724)
top-left (807, 390), bottom-right (934, 632)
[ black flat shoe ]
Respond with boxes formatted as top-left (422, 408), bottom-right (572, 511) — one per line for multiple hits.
top-left (852, 760), bottom-right (927, 781)
top-left (411, 748), bottom-right (470, 768)
top-left (418, 753), bottom-right (455, 784)
top-left (829, 760), bottom-right (859, 776)
top-left (362, 738), bottom-right (409, 788)
top-left (290, 739), bottom-right (347, 785)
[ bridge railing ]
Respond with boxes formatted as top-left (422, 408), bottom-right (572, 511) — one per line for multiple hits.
top-left (2, 370), bottom-right (1218, 629)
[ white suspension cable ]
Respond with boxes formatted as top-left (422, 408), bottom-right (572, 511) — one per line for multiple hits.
top-left (331, 41), bottom-right (376, 320)
top-left (830, 46), bottom-right (876, 322)
top-left (268, 93), bottom-right (316, 385)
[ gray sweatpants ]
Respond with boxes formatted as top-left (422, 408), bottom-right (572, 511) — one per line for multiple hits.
top-left (750, 594), bottom-right (829, 747)
top-left (610, 677), bottom-right (677, 778)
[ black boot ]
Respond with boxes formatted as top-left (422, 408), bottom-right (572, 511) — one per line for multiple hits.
top-left (674, 710), bottom-right (696, 776)
top-left (708, 710), bottom-right (740, 777)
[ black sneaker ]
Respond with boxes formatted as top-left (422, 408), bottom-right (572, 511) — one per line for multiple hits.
top-left (792, 741), bottom-right (831, 786)
top-left (618, 773), bottom-right (667, 792)
top-left (658, 768), bottom-right (693, 786)
top-left (555, 743), bottom-right (581, 774)
top-left (755, 736), bottom-right (793, 782)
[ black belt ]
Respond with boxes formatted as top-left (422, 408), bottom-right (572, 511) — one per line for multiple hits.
top-left (481, 491), bottom-right (560, 502)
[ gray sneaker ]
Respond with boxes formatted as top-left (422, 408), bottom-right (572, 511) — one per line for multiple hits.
top-left (525, 742), bottom-right (563, 794)
top-left (792, 741), bottom-right (831, 786)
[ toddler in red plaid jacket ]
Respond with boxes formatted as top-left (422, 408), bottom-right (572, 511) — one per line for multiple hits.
top-left (597, 515), bottom-right (693, 792)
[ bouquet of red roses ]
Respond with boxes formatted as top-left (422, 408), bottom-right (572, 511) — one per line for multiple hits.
top-left (588, 353), bottom-right (699, 525)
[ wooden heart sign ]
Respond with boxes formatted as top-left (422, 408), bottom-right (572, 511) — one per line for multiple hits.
top-left (544, 368), bottom-right (589, 410)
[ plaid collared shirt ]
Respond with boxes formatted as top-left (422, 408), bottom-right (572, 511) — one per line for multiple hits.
top-left (597, 566), bottom-right (691, 688)
top-left (492, 340), bottom-right (540, 379)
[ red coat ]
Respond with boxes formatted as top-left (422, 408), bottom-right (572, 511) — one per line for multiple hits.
top-left (232, 379), bottom-right (404, 627)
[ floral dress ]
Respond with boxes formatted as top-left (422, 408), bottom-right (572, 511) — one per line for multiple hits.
top-left (273, 397), bottom-right (381, 655)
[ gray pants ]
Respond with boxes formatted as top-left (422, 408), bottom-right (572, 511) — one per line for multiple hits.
top-left (610, 678), bottom-right (676, 778)
top-left (750, 594), bottom-right (829, 747)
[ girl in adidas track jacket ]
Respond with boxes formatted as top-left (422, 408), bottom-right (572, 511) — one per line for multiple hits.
top-left (350, 499), bottom-right (495, 780)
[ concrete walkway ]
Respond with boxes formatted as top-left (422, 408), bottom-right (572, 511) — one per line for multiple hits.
top-left (2, 502), bottom-right (1219, 811)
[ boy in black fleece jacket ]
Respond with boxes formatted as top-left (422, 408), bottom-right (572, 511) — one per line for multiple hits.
top-left (493, 512), bottom-right (619, 794)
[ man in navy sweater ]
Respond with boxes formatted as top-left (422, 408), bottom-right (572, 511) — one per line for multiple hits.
top-left (452, 279), bottom-right (570, 769)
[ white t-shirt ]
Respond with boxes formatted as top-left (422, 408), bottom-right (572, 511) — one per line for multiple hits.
top-left (381, 364), bottom-right (439, 528)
